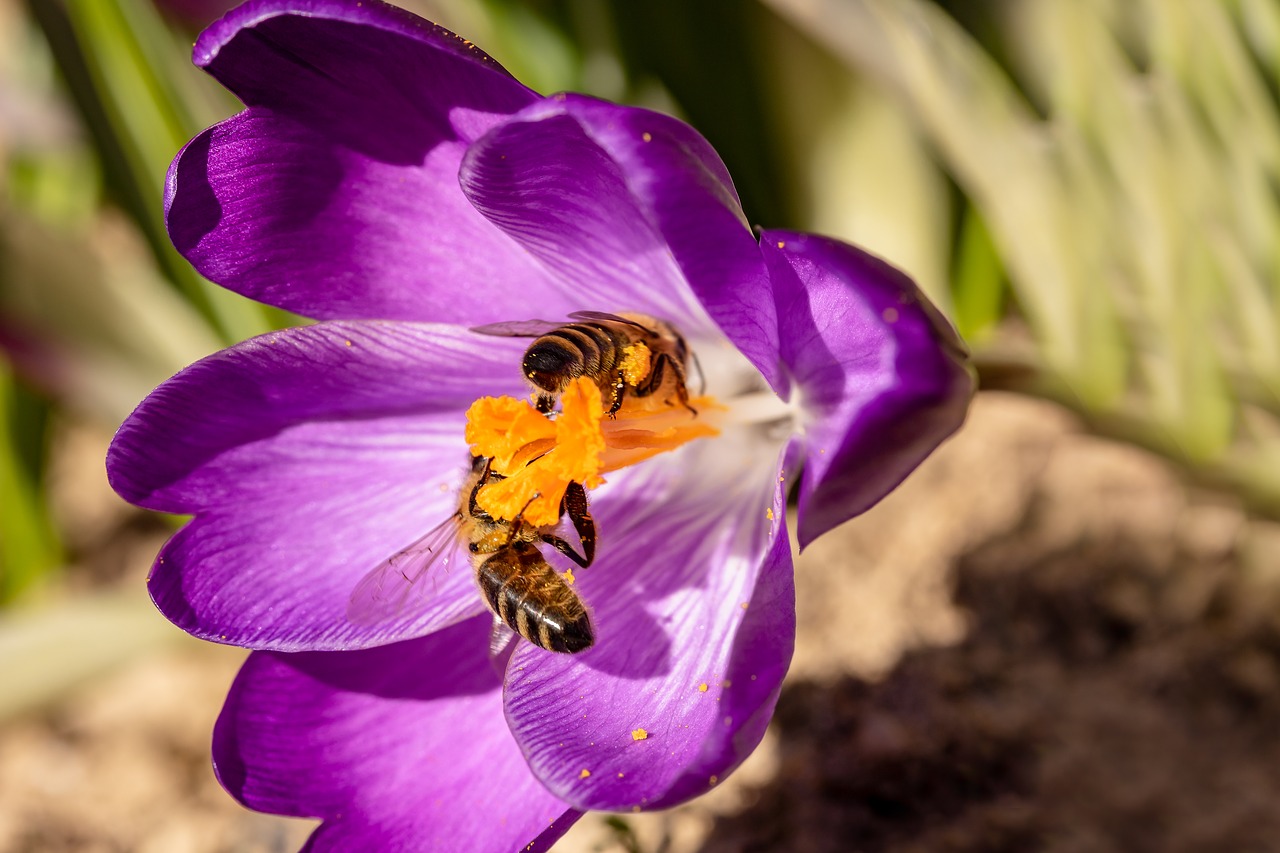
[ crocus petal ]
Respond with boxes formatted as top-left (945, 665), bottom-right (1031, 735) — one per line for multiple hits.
top-left (761, 230), bottom-right (974, 548)
top-left (167, 0), bottom-right (585, 323)
top-left (214, 616), bottom-right (581, 852)
top-left (504, 432), bottom-right (795, 811)
top-left (460, 95), bottom-right (783, 391)
top-left (107, 321), bottom-right (528, 650)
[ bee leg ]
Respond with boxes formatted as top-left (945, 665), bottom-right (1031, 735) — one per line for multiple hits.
top-left (467, 456), bottom-right (497, 520)
top-left (541, 532), bottom-right (592, 568)
top-left (607, 373), bottom-right (625, 418)
top-left (635, 353), bottom-right (665, 398)
top-left (637, 354), bottom-right (697, 417)
top-left (688, 348), bottom-right (707, 396)
top-left (541, 482), bottom-right (593, 569)
top-left (553, 481), bottom-right (595, 567)
top-left (535, 393), bottom-right (556, 414)
top-left (501, 492), bottom-right (542, 546)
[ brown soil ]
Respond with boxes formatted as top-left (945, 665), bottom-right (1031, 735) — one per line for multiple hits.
top-left (4, 393), bottom-right (1280, 852)
top-left (699, 479), bottom-right (1280, 853)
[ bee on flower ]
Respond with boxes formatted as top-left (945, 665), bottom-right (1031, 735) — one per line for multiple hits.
top-left (107, 0), bottom-right (973, 849)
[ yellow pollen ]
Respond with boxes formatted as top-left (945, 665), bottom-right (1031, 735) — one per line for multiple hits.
top-left (466, 378), bottom-right (606, 525)
top-left (579, 769), bottom-right (591, 779)
top-left (631, 728), bottom-right (649, 741)
top-left (464, 374), bottom-right (723, 525)
top-left (619, 342), bottom-right (652, 386)
top-left (564, 568), bottom-right (576, 586)
top-left (766, 507), bottom-right (774, 520)
top-left (698, 683), bottom-right (709, 693)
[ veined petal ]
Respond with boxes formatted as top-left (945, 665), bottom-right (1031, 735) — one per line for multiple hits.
top-left (761, 230), bottom-right (974, 548)
top-left (107, 321), bottom-right (527, 650)
top-left (214, 616), bottom-right (581, 852)
top-left (503, 431), bottom-right (796, 811)
top-left (196, 0), bottom-right (524, 114)
top-left (460, 95), bottom-right (782, 390)
top-left (167, 0), bottom-right (583, 322)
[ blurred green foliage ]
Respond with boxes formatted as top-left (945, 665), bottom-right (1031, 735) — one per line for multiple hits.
top-left (2, 0), bottom-right (1279, 624)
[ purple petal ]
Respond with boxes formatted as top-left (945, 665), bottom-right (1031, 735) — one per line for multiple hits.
top-left (504, 434), bottom-right (796, 811)
top-left (215, 616), bottom-right (581, 851)
top-left (107, 321), bottom-right (527, 650)
top-left (762, 230), bottom-right (974, 548)
top-left (460, 95), bottom-right (783, 390)
top-left (167, 0), bottom-right (583, 323)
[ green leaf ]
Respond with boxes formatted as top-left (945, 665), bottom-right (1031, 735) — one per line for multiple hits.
top-left (0, 362), bottom-right (61, 603)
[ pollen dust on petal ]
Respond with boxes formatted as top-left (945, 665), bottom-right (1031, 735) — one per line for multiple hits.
top-left (579, 769), bottom-right (591, 779)
top-left (631, 728), bottom-right (649, 741)
top-left (564, 568), bottom-right (576, 586)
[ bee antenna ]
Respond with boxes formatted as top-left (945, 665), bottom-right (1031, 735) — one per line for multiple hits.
top-left (690, 349), bottom-right (707, 396)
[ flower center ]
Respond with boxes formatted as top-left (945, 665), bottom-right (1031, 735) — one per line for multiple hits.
top-left (464, 376), bottom-right (721, 526)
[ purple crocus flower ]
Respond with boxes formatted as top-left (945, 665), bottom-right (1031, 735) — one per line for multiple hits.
top-left (107, 1), bottom-right (973, 849)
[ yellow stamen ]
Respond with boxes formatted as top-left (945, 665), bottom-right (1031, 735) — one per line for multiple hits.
top-left (598, 395), bottom-right (723, 472)
top-left (463, 396), bottom-right (555, 471)
top-left (464, 375), bottom-right (722, 525)
top-left (619, 342), bottom-right (652, 386)
top-left (467, 379), bottom-right (605, 525)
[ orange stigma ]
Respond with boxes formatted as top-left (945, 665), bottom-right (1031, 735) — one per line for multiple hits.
top-left (464, 376), bottom-right (720, 525)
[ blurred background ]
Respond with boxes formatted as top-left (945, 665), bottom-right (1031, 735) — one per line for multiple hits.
top-left (2, 0), bottom-right (1279, 850)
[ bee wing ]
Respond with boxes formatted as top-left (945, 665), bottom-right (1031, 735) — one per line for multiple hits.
top-left (346, 514), bottom-right (465, 625)
top-left (567, 310), bottom-right (651, 331)
top-left (487, 617), bottom-right (519, 677)
top-left (470, 319), bottom-right (564, 337)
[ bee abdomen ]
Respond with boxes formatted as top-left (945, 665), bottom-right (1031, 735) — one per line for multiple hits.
top-left (525, 324), bottom-right (624, 390)
top-left (477, 553), bottom-right (594, 654)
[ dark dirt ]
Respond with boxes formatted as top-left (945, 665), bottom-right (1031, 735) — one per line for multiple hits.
top-left (697, 447), bottom-right (1280, 853)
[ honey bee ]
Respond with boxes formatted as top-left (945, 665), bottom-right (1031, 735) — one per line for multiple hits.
top-left (473, 311), bottom-right (697, 415)
top-left (348, 456), bottom-right (596, 654)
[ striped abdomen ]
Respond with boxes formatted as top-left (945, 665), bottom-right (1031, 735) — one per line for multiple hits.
top-left (477, 541), bottom-right (594, 654)
top-left (522, 323), bottom-right (627, 395)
